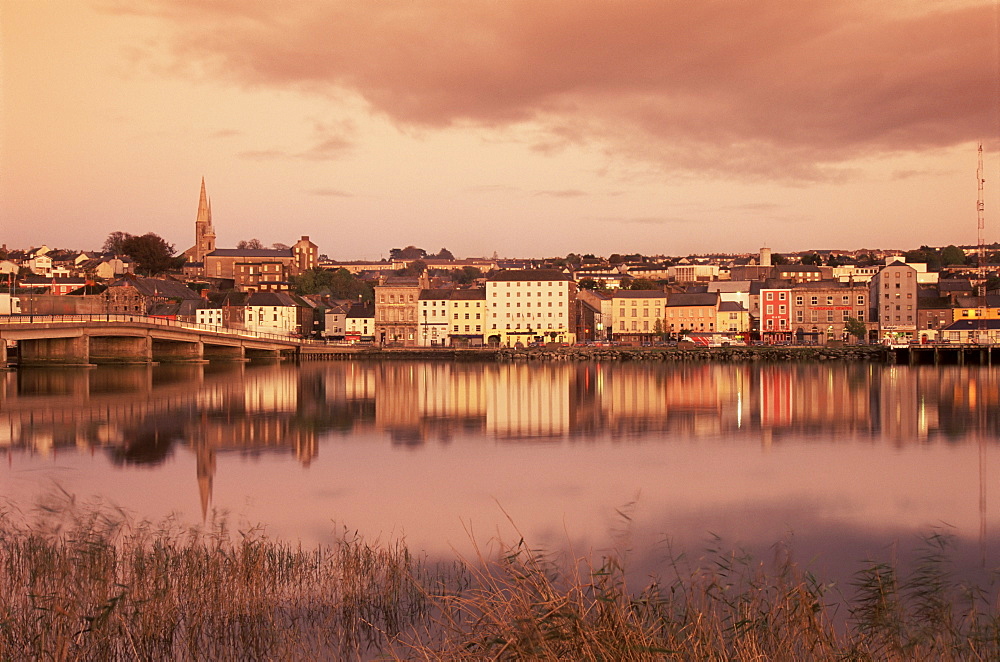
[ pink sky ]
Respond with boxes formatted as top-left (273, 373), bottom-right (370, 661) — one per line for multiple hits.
top-left (2, 0), bottom-right (999, 260)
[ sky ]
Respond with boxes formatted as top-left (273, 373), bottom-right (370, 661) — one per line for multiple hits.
top-left (2, 0), bottom-right (1000, 261)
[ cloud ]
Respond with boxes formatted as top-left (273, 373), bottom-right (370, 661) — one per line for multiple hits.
top-left (532, 189), bottom-right (586, 198)
top-left (605, 216), bottom-right (696, 226)
top-left (307, 188), bottom-right (353, 198)
top-left (115, 0), bottom-right (999, 181)
top-left (237, 149), bottom-right (286, 161)
top-left (297, 135), bottom-right (353, 161)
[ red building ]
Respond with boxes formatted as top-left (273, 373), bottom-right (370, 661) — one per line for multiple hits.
top-left (760, 288), bottom-right (792, 343)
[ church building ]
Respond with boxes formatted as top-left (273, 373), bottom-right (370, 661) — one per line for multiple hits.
top-left (183, 179), bottom-right (319, 291)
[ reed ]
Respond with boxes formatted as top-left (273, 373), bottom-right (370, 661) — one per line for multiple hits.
top-left (1, 495), bottom-right (998, 660)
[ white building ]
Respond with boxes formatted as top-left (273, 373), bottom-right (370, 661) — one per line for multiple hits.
top-left (486, 269), bottom-right (576, 347)
top-left (245, 292), bottom-right (299, 336)
top-left (196, 306), bottom-right (224, 327)
top-left (418, 290), bottom-right (452, 346)
top-left (345, 302), bottom-right (375, 341)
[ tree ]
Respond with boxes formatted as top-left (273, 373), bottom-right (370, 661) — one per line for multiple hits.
top-left (398, 260), bottom-right (427, 276)
top-left (103, 231), bottom-right (132, 255)
top-left (628, 278), bottom-right (659, 290)
top-left (578, 278), bottom-right (602, 290)
top-left (120, 233), bottom-right (184, 275)
top-left (292, 268), bottom-right (373, 301)
top-left (940, 245), bottom-right (967, 266)
top-left (904, 246), bottom-right (942, 271)
top-left (432, 248), bottom-right (455, 260)
top-left (272, 243), bottom-right (290, 251)
top-left (237, 238), bottom-right (265, 250)
top-left (389, 246), bottom-right (427, 260)
top-left (845, 317), bottom-right (867, 343)
top-left (454, 266), bottom-right (482, 285)
top-left (771, 253), bottom-right (788, 265)
top-left (800, 253), bottom-right (823, 266)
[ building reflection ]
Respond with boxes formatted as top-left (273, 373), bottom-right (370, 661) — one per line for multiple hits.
top-left (3, 361), bottom-right (1000, 517)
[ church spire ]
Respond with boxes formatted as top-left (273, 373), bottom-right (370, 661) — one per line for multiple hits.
top-left (196, 176), bottom-right (211, 224)
top-left (193, 177), bottom-right (217, 263)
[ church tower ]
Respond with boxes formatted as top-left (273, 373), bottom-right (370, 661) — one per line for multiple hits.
top-left (193, 177), bottom-right (216, 263)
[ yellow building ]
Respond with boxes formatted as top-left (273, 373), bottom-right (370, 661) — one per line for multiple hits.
top-left (717, 300), bottom-right (750, 333)
top-left (609, 290), bottom-right (666, 341)
top-left (951, 295), bottom-right (1000, 322)
top-left (448, 289), bottom-right (487, 346)
top-left (664, 292), bottom-right (720, 335)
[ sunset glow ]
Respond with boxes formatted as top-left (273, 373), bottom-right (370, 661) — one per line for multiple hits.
top-left (3, 0), bottom-right (999, 258)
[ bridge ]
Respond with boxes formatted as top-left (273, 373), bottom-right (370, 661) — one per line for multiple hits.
top-left (0, 315), bottom-right (323, 367)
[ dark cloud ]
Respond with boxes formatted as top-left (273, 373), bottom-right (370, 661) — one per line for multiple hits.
top-left (117, 0), bottom-right (999, 180)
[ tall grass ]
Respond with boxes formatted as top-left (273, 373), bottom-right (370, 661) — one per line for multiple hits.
top-left (1, 494), bottom-right (999, 660)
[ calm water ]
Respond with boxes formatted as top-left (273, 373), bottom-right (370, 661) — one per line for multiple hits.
top-left (2, 359), bottom-right (999, 590)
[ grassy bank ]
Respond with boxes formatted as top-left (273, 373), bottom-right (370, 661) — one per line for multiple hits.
top-left (1, 497), bottom-right (998, 660)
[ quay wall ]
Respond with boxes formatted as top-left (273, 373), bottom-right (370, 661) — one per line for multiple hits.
top-left (299, 346), bottom-right (892, 363)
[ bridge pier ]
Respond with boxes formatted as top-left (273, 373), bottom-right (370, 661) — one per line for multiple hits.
top-left (153, 339), bottom-right (206, 363)
top-left (90, 335), bottom-right (152, 364)
top-left (245, 348), bottom-right (282, 361)
top-left (202, 343), bottom-right (246, 362)
top-left (18, 336), bottom-right (91, 366)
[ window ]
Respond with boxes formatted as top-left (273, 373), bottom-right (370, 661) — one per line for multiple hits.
top-left (811, 297), bottom-right (818, 305)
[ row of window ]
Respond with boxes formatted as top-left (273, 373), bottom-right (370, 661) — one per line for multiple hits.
top-left (619, 307), bottom-right (663, 317)
top-left (765, 292), bottom-right (867, 306)
top-left (491, 323), bottom-right (564, 330)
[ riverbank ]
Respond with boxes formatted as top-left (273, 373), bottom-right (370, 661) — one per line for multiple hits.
top-left (301, 344), bottom-right (892, 362)
top-left (2, 499), bottom-right (996, 660)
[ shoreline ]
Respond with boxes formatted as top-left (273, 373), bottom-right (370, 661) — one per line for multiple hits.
top-left (300, 344), bottom-right (894, 362)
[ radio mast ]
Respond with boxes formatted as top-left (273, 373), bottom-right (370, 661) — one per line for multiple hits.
top-left (977, 143), bottom-right (986, 343)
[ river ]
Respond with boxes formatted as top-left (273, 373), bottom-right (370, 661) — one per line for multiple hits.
top-left (2, 359), bottom-right (998, 594)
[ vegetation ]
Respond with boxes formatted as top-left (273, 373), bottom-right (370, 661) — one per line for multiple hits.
top-left (904, 245), bottom-right (969, 271)
top-left (103, 232), bottom-right (184, 276)
top-left (290, 267), bottom-right (373, 301)
top-left (3, 497), bottom-right (999, 661)
top-left (845, 317), bottom-right (868, 341)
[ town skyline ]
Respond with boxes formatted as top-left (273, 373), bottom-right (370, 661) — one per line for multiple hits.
top-left (4, 1), bottom-right (999, 259)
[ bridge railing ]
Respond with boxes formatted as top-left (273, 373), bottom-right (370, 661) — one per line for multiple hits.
top-left (0, 314), bottom-right (325, 345)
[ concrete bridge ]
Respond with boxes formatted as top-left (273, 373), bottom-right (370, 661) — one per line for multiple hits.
top-left (0, 315), bottom-right (318, 367)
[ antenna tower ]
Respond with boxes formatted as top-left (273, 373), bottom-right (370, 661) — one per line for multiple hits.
top-left (977, 143), bottom-right (987, 342)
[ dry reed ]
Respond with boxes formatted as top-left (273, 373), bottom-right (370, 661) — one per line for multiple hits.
top-left (1, 494), bottom-right (998, 660)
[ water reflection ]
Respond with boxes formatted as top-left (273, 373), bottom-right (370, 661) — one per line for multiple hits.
top-left (3, 361), bottom-right (1000, 466)
top-left (2, 360), bottom-right (999, 585)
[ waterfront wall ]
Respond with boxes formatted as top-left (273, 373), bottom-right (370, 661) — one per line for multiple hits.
top-left (300, 345), bottom-right (892, 362)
